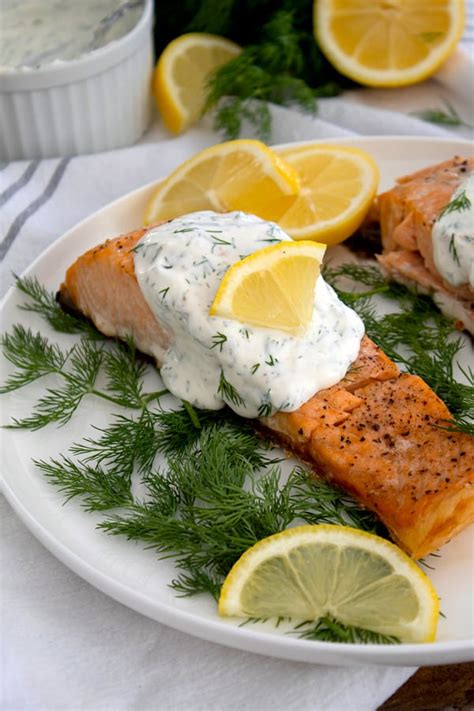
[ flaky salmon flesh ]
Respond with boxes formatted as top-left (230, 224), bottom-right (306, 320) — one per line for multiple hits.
top-left (375, 156), bottom-right (474, 333)
top-left (58, 228), bottom-right (474, 560)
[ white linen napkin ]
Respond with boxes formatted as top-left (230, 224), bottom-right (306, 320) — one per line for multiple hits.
top-left (1, 48), bottom-right (473, 710)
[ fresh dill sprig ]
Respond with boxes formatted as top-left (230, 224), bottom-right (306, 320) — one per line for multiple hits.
top-left (102, 339), bottom-right (152, 409)
top-left (413, 100), bottom-right (472, 128)
top-left (96, 428), bottom-right (381, 595)
top-left (286, 467), bottom-right (387, 536)
top-left (35, 456), bottom-right (133, 512)
top-left (70, 409), bottom-right (159, 476)
top-left (210, 332), bottom-right (228, 351)
top-left (7, 340), bottom-right (104, 430)
top-left (439, 188), bottom-right (472, 218)
top-left (292, 618), bottom-right (400, 645)
top-left (204, 10), bottom-right (342, 139)
top-left (170, 569), bottom-right (223, 600)
top-left (28, 390), bottom-right (398, 643)
top-left (0, 325), bottom-right (67, 393)
top-left (218, 371), bottom-right (245, 407)
top-left (448, 235), bottom-right (460, 266)
top-left (258, 402), bottom-right (272, 417)
top-left (2, 328), bottom-right (167, 428)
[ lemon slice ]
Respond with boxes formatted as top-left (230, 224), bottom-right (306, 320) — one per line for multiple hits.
top-left (219, 524), bottom-right (439, 642)
top-left (154, 33), bottom-right (241, 134)
top-left (144, 140), bottom-right (300, 225)
top-left (209, 240), bottom-right (326, 335)
top-left (271, 144), bottom-right (379, 245)
top-left (314, 0), bottom-right (465, 87)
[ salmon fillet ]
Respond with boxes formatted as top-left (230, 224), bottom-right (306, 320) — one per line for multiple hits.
top-left (376, 156), bottom-right (474, 331)
top-left (58, 229), bottom-right (474, 560)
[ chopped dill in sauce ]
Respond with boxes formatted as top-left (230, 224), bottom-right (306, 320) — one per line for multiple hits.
top-left (134, 210), bottom-right (364, 418)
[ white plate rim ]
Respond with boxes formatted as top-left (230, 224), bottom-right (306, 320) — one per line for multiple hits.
top-left (2, 135), bottom-right (473, 666)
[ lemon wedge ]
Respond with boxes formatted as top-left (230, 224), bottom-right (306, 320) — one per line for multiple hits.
top-left (272, 144), bottom-right (379, 244)
top-left (209, 240), bottom-right (326, 335)
top-left (219, 524), bottom-right (439, 643)
top-left (314, 0), bottom-right (465, 87)
top-left (154, 33), bottom-right (241, 134)
top-left (144, 139), bottom-right (300, 225)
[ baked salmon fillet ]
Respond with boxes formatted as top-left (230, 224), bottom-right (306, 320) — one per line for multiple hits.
top-left (58, 229), bottom-right (474, 560)
top-left (375, 156), bottom-right (474, 333)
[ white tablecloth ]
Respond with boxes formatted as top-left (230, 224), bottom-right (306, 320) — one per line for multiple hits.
top-left (1, 41), bottom-right (473, 711)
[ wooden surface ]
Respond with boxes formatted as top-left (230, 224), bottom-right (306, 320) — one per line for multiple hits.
top-left (379, 663), bottom-right (474, 710)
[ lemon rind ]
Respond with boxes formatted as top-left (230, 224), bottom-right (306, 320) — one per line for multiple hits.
top-left (219, 523), bottom-right (439, 643)
top-left (314, 0), bottom-right (465, 87)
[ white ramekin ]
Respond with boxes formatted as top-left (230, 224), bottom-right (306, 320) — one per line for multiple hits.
top-left (0, 0), bottom-right (154, 161)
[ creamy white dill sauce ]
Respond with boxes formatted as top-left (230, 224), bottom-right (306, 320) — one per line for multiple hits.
top-left (0, 0), bottom-right (144, 70)
top-left (432, 173), bottom-right (474, 290)
top-left (134, 211), bottom-right (364, 418)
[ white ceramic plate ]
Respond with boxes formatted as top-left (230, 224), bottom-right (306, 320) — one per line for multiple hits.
top-left (1, 136), bottom-right (473, 666)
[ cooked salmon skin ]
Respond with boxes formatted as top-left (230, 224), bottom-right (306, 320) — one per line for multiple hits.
top-left (58, 229), bottom-right (474, 560)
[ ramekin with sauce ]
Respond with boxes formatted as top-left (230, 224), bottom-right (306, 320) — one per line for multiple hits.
top-left (0, 0), bottom-right (154, 160)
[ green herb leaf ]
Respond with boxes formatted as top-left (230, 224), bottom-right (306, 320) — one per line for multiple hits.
top-left (293, 617), bottom-right (400, 644)
top-left (218, 371), bottom-right (245, 407)
top-left (439, 189), bottom-right (472, 218)
top-left (413, 100), bottom-right (472, 128)
top-left (35, 455), bottom-right (133, 512)
top-left (0, 325), bottom-right (67, 393)
top-left (204, 10), bottom-right (343, 139)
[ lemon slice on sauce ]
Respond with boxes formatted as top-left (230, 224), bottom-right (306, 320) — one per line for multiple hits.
top-left (219, 524), bottom-right (439, 643)
top-left (209, 240), bottom-right (326, 335)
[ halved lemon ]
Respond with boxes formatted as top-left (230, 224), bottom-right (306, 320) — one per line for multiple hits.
top-left (209, 240), bottom-right (326, 335)
top-left (219, 524), bottom-right (439, 643)
top-left (314, 0), bottom-right (465, 87)
top-left (144, 139), bottom-right (300, 225)
top-left (272, 144), bottom-right (379, 244)
top-left (154, 33), bottom-right (241, 134)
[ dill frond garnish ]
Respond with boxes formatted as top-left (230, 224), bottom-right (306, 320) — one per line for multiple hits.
top-left (1, 325), bottom-right (67, 393)
top-left (96, 431), bottom-right (382, 599)
top-left (448, 235), bottom-right (460, 266)
top-left (7, 339), bottom-right (104, 430)
top-left (218, 370), bottom-right (245, 407)
top-left (292, 618), bottom-right (400, 644)
top-left (210, 332), bottom-right (228, 351)
top-left (413, 100), bottom-right (471, 128)
top-left (2, 278), bottom-right (168, 427)
top-left (439, 188), bottom-right (472, 218)
top-left (35, 456), bottom-right (134, 512)
top-left (203, 10), bottom-right (345, 139)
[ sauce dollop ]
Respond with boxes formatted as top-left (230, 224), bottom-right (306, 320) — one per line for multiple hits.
top-left (432, 173), bottom-right (474, 291)
top-left (134, 211), bottom-right (364, 418)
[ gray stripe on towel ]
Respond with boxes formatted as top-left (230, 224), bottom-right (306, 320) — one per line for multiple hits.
top-left (0, 161), bottom-right (40, 207)
top-left (0, 157), bottom-right (70, 261)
